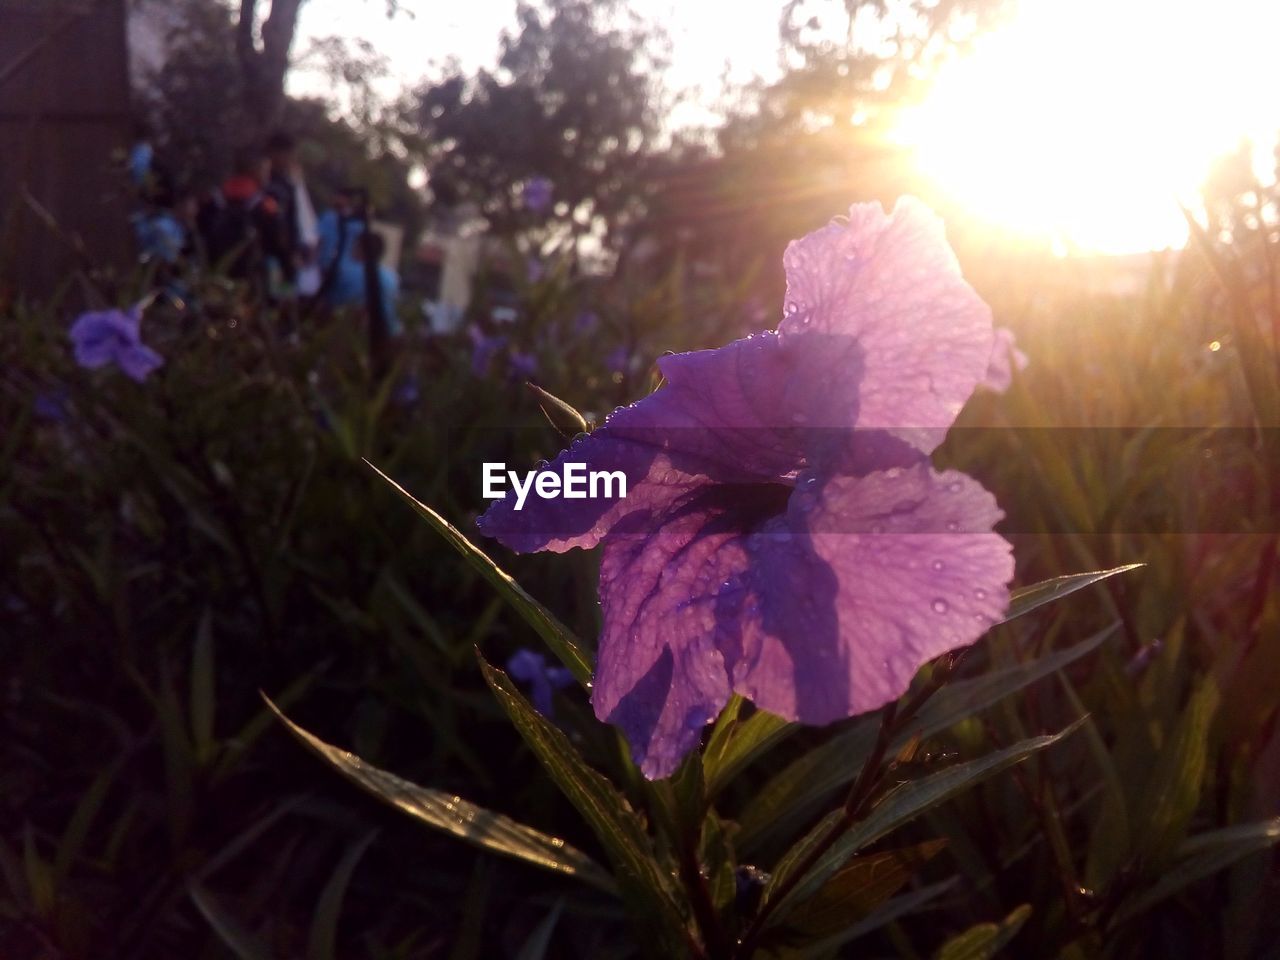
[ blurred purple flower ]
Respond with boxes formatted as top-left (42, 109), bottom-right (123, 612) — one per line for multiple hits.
top-left (479, 199), bottom-right (1013, 778)
top-left (507, 351), bottom-right (539, 382)
top-left (980, 326), bottom-right (1029, 393)
top-left (526, 256), bottom-right (546, 284)
top-left (468, 325), bottom-right (509, 377)
top-left (69, 306), bottom-right (163, 383)
top-left (34, 388), bottom-right (70, 423)
top-left (1125, 638), bottom-right (1163, 678)
top-left (522, 176), bottom-right (553, 214)
top-left (573, 311), bottom-right (600, 336)
top-left (605, 345), bottom-right (630, 375)
top-left (506, 648), bottom-right (574, 717)
top-left (393, 375), bottom-right (420, 407)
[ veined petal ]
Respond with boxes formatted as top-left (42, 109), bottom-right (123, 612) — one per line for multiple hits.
top-left (731, 465), bottom-right (1013, 724)
top-left (592, 484), bottom-right (788, 778)
top-left (780, 197), bottom-right (994, 452)
top-left (477, 334), bottom-right (813, 554)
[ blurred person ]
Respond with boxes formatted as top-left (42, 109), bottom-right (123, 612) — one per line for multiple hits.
top-left (264, 131), bottom-right (323, 296)
top-left (197, 151), bottom-right (289, 296)
top-left (347, 229), bottom-right (402, 338)
top-left (316, 187), bottom-right (367, 307)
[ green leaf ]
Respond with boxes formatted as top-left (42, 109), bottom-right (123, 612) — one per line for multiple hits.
top-left (1001, 565), bottom-right (1143, 624)
top-left (778, 878), bottom-right (957, 958)
top-left (700, 812), bottom-right (738, 913)
top-left (935, 903), bottom-right (1032, 959)
top-left (366, 460), bottom-right (592, 685)
top-left (515, 900), bottom-right (564, 960)
top-left (307, 830), bottom-right (378, 960)
top-left (265, 698), bottom-right (614, 892)
top-left (763, 721), bottom-right (1084, 928)
top-left (52, 760), bottom-right (120, 887)
top-left (737, 628), bottom-right (1114, 855)
top-left (1112, 819), bottom-right (1280, 925)
top-left (190, 610), bottom-right (216, 764)
top-left (478, 656), bottom-right (691, 951)
top-left (188, 882), bottom-right (273, 960)
top-left (784, 840), bottom-right (948, 937)
top-left (703, 699), bottom-right (795, 798)
top-left (22, 826), bottom-right (53, 919)
top-left (1134, 678), bottom-right (1220, 863)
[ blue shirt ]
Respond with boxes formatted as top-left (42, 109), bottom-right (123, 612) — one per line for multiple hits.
top-left (336, 260), bottom-right (402, 335)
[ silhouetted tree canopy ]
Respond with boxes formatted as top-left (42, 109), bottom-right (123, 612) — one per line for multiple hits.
top-left (405, 0), bottom-right (670, 258)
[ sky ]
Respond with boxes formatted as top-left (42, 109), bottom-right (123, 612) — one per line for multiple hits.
top-left (290, 0), bottom-right (784, 123)
top-left (291, 0), bottom-right (1280, 255)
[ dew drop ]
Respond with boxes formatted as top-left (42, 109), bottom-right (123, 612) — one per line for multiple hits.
top-left (945, 520), bottom-right (960, 532)
top-left (946, 481), bottom-right (963, 493)
top-left (973, 588), bottom-right (987, 600)
top-left (930, 559), bottom-right (945, 572)
top-left (932, 598), bottom-right (949, 614)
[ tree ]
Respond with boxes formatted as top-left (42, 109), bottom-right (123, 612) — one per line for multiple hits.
top-left (632, 0), bottom-right (1012, 294)
top-left (232, 0), bottom-right (306, 139)
top-left (232, 0), bottom-right (406, 137)
top-left (405, 0), bottom-right (670, 263)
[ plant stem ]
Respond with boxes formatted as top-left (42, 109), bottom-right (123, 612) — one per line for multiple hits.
top-left (734, 701), bottom-right (901, 959)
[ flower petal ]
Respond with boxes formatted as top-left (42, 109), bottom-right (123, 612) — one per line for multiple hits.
top-left (478, 333), bottom-right (811, 553)
top-left (592, 483), bottom-right (787, 778)
top-left (979, 326), bottom-right (1029, 393)
top-left (117, 343), bottom-right (164, 382)
top-left (779, 197), bottom-right (994, 452)
top-left (731, 464), bottom-right (1014, 724)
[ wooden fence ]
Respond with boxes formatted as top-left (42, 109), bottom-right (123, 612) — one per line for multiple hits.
top-left (0, 0), bottom-right (133, 302)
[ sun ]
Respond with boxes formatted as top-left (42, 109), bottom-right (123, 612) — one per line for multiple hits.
top-left (892, 0), bottom-right (1280, 255)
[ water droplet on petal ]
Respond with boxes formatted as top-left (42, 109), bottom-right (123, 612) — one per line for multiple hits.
top-left (974, 588), bottom-right (987, 600)
top-left (932, 598), bottom-right (949, 614)
top-left (945, 520), bottom-right (960, 532)
top-left (931, 559), bottom-right (945, 572)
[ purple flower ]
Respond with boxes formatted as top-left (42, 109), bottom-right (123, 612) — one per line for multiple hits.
top-left (69, 307), bottom-right (164, 383)
top-left (507, 648), bottom-right (574, 717)
top-left (604, 345), bottom-right (630, 375)
top-left (393, 375), bottom-right (420, 406)
top-left (478, 199), bottom-right (1013, 779)
top-left (522, 176), bottom-right (554, 214)
top-left (979, 326), bottom-right (1029, 393)
top-left (573, 311), bottom-right (600, 336)
top-left (34, 388), bottom-right (70, 422)
top-left (468, 325), bottom-right (509, 377)
top-left (507, 351), bottom-right (539, 382)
